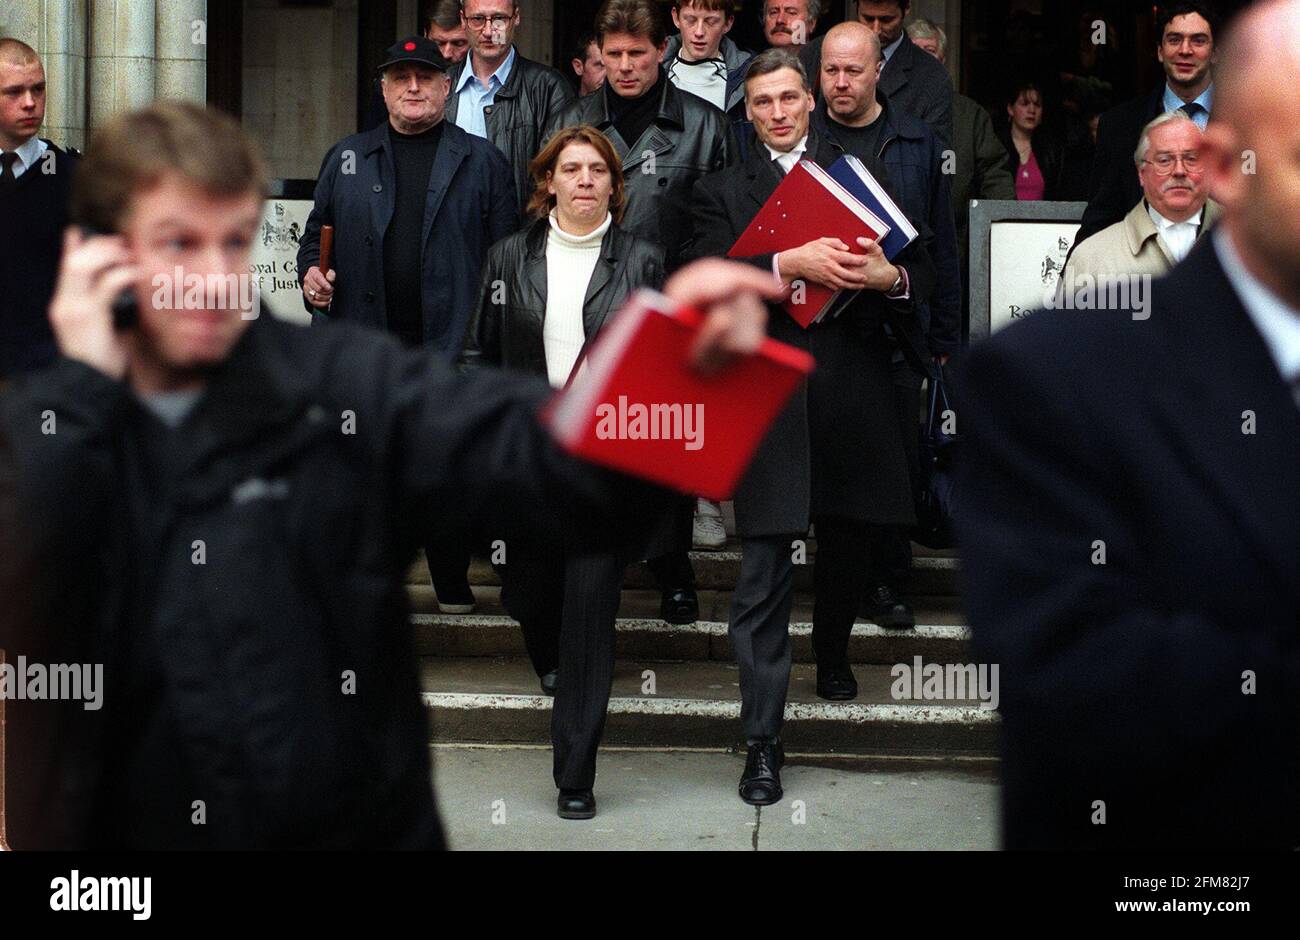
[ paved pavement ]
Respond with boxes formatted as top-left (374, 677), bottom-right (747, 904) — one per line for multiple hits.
top-left (432, 745), bottom-right (1000, 850)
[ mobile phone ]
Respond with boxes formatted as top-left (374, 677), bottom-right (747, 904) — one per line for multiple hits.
top-left (78, 225), bottom-right (139, 330)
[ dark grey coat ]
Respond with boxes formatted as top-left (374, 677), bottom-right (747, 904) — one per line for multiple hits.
top-left (687, 131), bottom-right (934, 537)
top-left (800, 31), bottom-right (954, 148)
top-left (296, 120), bottom-right (517, 361)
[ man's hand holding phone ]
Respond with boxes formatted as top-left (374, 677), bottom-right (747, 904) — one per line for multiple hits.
top-left (48, 227), bottom-right (139, 381)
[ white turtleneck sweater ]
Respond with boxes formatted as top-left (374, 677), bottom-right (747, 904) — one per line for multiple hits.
top-left (544, 209), bottom-right (611, 387)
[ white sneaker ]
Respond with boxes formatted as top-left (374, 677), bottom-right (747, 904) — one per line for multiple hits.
top-left (692, 497), bottom-right (727, 550)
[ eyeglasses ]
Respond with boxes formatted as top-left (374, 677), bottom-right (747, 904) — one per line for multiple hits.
top-left (465, 14), bottom-right (513, 30)
top-left (1143, 151), bottom-right (1201, 174)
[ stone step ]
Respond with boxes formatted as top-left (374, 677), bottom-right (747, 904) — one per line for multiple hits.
top-left (421, 656), bottom-right (999, 757)
top-left (407, 583), bottom-right (964, 624)
top-left (412, 611), bottom-right (970, 665)
top-left (408, 543), bottom-right (962, 597)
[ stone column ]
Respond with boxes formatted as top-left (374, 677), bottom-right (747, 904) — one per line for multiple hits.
top-left (155, 0), bottom-right (206, 103)
top-left (87, 0), bottom-right (156, 131)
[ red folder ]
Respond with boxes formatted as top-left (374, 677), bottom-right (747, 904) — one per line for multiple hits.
top-left (543, 289), bottom-right (815, 501)
top-left (728, 159), bottom-right (891, 328)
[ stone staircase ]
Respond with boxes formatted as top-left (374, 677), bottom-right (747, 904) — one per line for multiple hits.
top-left (411, 521), bottom-right (999, 760)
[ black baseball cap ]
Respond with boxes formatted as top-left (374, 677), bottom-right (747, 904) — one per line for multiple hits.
top-left (377, 36), bottom-right (451, 73)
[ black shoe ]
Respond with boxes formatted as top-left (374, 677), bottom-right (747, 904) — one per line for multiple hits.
top-left (557, 788), bottom-right (596, 819)
top-left (659, 587), bottom-right (699, 625)
top-left (816, 663), bottom-right (858, 700)
top-left (738, 741), bottom-right (784, 805)
top-left (861, 585), bottom-right (915, 629)
top-left (435, 581), bottom-right (477, 614)
top-left (539, 669), bottom-right (558, 697)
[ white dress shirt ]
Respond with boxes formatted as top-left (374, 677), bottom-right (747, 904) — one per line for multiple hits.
top-left (764, 134), bottom-right (808, 175)
top-left (1, 135), bottom-right (49, 180)
top-left (1148, 204), bottom-right (1202, 263)
top-left (1213, 228), bottom-right (1300, 407)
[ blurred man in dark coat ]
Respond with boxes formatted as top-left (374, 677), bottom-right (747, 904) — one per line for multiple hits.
top-left (955, 0), bottom-right (1299, 849)
top-left (689, 48), bottom-right (935, 805)
top-left (0, 100), bottom-right (776, 850)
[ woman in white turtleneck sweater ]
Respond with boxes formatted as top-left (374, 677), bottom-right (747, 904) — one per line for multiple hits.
top-left (460, 126), bottom-right (666, 821)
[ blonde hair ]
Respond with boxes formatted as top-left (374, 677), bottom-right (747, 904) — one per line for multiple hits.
top-left (72, 101), bottom-right (267, 232)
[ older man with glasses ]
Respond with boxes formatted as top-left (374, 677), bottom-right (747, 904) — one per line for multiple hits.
top-left (445, 0), bottom-right (575, 215)
top-left (1062, 110), bottom-right (1218, 287)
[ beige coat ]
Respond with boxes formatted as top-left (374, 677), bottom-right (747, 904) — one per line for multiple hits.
top-left (1063, 199), bottom-right (1220, 285)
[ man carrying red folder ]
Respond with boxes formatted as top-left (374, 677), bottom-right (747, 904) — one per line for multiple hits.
top-left (688, 47), bottom-right (935, 805)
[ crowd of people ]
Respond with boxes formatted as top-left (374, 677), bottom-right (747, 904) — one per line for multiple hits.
top-left (0, 0), bottom-right (1294, 851)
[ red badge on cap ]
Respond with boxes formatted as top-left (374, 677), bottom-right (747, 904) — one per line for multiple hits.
top-left (404, 41), bottom-right (416, 50)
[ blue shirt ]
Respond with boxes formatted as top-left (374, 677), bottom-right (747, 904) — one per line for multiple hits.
top-left (1163, 82), bottom-right (1213, 129)
top-left (453, 45), bottom-right (516, 139)
top-left (882, 34), bottom-right (904, 64)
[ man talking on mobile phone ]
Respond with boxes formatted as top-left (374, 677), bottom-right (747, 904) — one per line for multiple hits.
top-left (0, 100), bottom-right (778, 850)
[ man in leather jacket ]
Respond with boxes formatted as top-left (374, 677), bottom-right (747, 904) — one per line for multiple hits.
top-left (545, 0), bottom-right (735, 273)
top-left (445, 0), bottom-right (575, 216)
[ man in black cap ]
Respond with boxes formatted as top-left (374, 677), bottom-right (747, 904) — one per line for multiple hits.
top-left (297, 36), bottom-right (516, 614)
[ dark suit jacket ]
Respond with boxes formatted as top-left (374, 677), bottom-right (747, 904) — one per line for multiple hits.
top-left (296, 120), bottom-right (518, 361)
top-left (800, 32), bottom-right (953, 147)
top-left (1074, 84), bottom-right (1165, 248)
top-left (955, 235), bottom-right (1300, 849)
top-left (688, 131), bottom-right (935, 536)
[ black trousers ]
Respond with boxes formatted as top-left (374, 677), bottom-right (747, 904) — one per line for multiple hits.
top-left (729, 534), bottom-right (799, 743)
top-left (497, 549), bottom-right (626, 790)
top-left (864, 355), bottom-right (923, 589)
top-left (811, 515), bottom-right (871, 669)
top-left (424, 537), bottom-right (472, 600)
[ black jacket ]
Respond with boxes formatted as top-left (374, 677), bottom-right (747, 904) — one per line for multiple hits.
top-left (1074, 83), bottom-right (1166, 248)
top-left (955, 236), bottom-right (1300, 849)
top-left (546, 74), bottom-right (734, 271)
top-left (688, 130), bottom-right (935, 536)
top-left (0, 316), bottom-right (668, 849)
top-left (996, 122), bottom-right (1070, 202)
top-left (461, 216), bottom-right (666, 376)
top-left (444, 50), bottom-right (575, 217)
top-left (0, 141), bottom-right (77, 378)
top-left (815, 96), bottom-right (962, 356)
top-left (296, 120), bottom-right (517, 360)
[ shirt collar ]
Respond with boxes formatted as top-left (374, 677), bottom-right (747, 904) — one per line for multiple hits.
top-left (1147, 202), bottom-right (1203, 231)
top-left (456, 45), bottom-right (516, 93)
top-left (1212, 227), bottom-right (1300, 386)
top-left (882, 33), bottom-right (905, 63)
top-left (3, 135), bottom-right (47, 173)
top-left (1163, 82), bottom-right (1213, 115)
top-left (764, 133), bottom-right (809, 165)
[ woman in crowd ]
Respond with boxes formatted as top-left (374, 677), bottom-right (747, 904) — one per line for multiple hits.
top-left (998, 81), bottom-right (1069, 201)
top-left (460, 125), bottom-right (665, 820)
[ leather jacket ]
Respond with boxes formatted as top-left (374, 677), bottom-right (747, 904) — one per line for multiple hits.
top-left (445, 50), bottom-right (576, 216)
top-left (545, 73), bottom-right (735, 270)
top-left (460, 215), bottom-right (666, 376)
